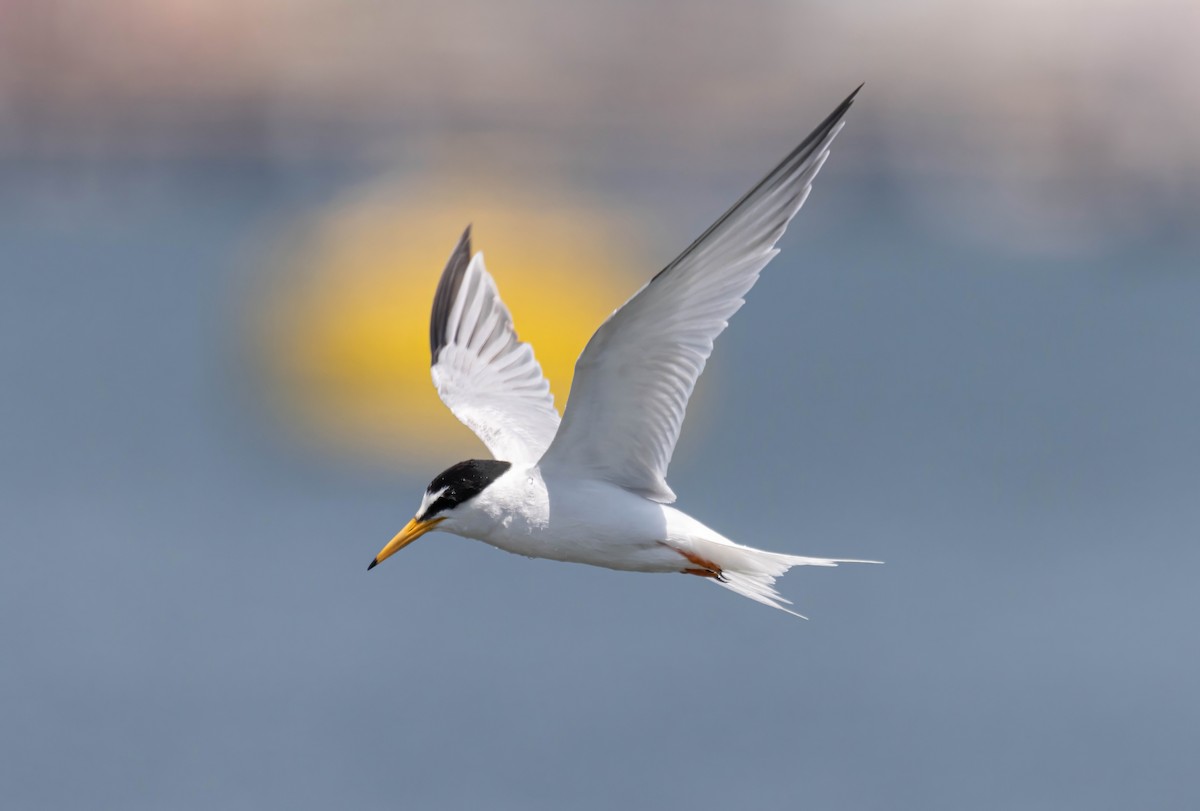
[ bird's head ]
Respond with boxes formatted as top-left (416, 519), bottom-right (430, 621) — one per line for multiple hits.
top-left (368, 459), bottom-right (512, 570)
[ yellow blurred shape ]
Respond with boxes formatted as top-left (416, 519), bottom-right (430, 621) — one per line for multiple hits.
top-left (257, 176), bottom-right (645, 467)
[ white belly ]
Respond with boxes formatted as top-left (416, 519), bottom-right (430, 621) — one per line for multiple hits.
top-left (446, 465), bottom-right (700, 572)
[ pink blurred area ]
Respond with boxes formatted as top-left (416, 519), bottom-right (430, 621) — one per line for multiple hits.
top-left (3, 0), bottom-right (1198, 254)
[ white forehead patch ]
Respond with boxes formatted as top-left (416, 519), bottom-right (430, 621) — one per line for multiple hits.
top-left (417, 486), bottom-right (448, 517)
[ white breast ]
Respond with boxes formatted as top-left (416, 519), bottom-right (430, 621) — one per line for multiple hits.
top-left (444, 464), bottom-right (690, 572)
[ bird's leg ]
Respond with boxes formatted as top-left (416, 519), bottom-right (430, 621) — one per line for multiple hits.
top-left (667, 545), bottom-right (726, 581)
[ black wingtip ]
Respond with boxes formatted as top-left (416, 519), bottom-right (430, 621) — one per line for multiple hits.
top-left (429, 226), bottom-right (475, 361)
top-left (834, 83), bottom-right (864, 115)
top-left (367, 558), bottom-right (379, 571)
top-left (650, 83), bottom-right (863, 284)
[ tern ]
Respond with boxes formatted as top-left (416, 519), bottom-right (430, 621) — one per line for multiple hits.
top-left (369, 85), bottom-right (877, 617)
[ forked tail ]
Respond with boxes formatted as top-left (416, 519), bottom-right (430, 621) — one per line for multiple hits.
top-left (692, 541), bottom-right (880, 619)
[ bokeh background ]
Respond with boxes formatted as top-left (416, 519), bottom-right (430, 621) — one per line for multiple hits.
top-left (4, 1), bottom-right (1199, 808)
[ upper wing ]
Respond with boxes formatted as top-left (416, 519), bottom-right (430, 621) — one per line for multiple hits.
top-left (429, 226), bottom-right (560, 462)
top-left (539, 86), bottom-right (861, 501)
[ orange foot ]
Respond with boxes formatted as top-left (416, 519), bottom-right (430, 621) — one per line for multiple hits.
top-left (662, 544), bottom-right (726, 581)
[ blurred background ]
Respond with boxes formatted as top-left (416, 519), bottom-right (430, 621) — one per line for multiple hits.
top-left (3, 1), bottom-right (1199, 808)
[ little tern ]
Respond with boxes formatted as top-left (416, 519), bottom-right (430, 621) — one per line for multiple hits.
top-left (369, 85), bottom-right (877, 617)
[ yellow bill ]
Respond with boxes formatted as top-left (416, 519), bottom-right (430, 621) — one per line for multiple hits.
top-left (368, 516), bottom-right (446, 570)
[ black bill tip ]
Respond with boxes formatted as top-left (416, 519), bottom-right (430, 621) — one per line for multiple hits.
top-left (367, 558), bottom-right (379, 571)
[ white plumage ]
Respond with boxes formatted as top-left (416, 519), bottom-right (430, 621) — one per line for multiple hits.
top-left (371, 86), bottom-right (878, 617)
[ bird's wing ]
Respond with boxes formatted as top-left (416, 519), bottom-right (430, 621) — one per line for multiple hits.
top-left (539, 86), bottom-right (860, 501)
top-left (429, 227), bottom-right (560, 463)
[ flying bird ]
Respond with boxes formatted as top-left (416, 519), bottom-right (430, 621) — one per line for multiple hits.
top-left (369, 85), bottom-right (877, 617)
